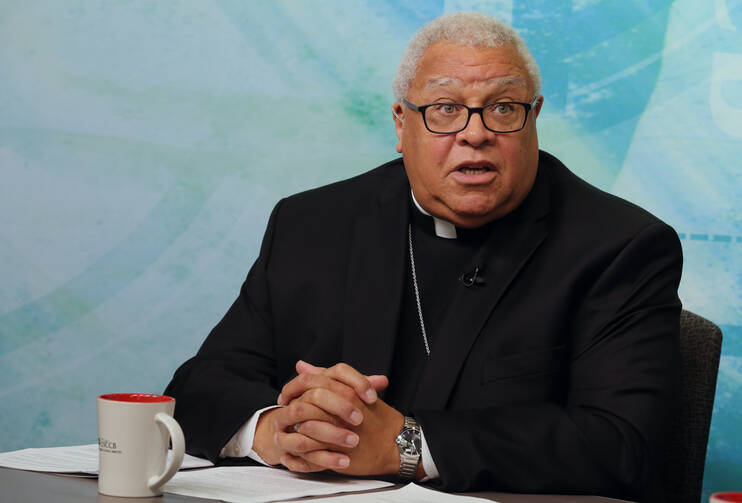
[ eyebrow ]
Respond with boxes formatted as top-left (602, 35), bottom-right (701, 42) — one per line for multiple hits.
top-left (425, 77), bottom-right (462, 88)
top-left (425, 76), bottom-right (529, 91)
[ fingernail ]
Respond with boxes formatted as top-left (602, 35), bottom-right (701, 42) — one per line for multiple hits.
top-left (346, 434), bottom-right (359, 447)
top-left (364, 388), bottom-right (377, 403)
top-left (338, 457), bottom-right (350, 468)
top-left (350, 410), bottom-right (363, 425)
top-left (277, 393), bottom-right (284, 405)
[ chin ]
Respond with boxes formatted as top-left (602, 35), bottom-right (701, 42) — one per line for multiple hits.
top-left (447, 195), bottom-right (514, 226)
top-left (451, 198), bottom-right (499, 217)
top-left (446, 208), bottom-right (494, 228)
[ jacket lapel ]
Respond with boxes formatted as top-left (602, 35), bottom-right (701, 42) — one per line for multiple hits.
top-left (341, 175), bottom-right (409, 378)
top-left (413, 167), bottom-right (552, 410)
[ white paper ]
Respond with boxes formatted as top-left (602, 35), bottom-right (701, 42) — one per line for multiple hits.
top-left (0, 443), bottom-right (213, 474)
top-left (163, 466), bottom-right (394, 503)
top-left (307, 483), bottom-right (497, 502)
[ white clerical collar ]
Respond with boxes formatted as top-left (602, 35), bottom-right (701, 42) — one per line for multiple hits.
top-left (410, 190), bottom-right (457, 239)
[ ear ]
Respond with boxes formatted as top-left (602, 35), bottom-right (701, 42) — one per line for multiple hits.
top-left (533, 95), bottom-right (544, 119)
top-left (392, 102), bottom-right (405, 153)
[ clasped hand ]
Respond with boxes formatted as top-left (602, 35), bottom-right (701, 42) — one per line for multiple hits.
top-left (252, 361), bottom-right (405, 476)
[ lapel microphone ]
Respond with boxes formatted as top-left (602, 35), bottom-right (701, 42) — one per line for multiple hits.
top-left (459, 265), bottom-right (485, 288)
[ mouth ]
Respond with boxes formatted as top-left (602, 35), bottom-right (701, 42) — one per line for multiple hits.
top-left (458, 166), bottom-right (492, 175)
top-left (452, 161), bottom-right (497, 179)
top-left (449, 161), bottom-right (498, 186)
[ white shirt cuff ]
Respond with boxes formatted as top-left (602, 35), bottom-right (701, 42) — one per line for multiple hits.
top-left (219, 405), bottom-right (279, 465)
top-left (419, 424), bottom-right (440, 480)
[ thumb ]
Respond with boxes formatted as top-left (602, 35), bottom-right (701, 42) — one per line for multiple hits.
top-left (367, 375), bottom-right (389, 392)
top-left (295, 360), bottom-right (325, 375)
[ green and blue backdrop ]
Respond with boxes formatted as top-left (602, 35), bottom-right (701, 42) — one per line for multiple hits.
top-left (1, 0), bottom-right (740, 496)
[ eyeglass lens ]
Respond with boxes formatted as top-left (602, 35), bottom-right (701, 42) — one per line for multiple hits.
top-left (424, 103), bottom-right (527, 133)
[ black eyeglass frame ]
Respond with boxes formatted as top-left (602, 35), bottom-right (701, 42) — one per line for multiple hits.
top-left (401, 96), bottom-right (539, 134)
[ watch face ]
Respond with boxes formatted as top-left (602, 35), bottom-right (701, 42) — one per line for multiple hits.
top-left (397, 428), bottom-right (421, 456)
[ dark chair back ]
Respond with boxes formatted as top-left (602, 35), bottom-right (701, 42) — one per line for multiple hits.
top-left (663, 310), bottom-right (722, 503)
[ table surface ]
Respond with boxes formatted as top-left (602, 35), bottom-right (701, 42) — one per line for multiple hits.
top-left (1, 466), bottom-right (633, 503)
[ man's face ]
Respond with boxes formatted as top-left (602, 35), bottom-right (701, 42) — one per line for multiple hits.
top-left (393, 42), bottom-right (543, 228)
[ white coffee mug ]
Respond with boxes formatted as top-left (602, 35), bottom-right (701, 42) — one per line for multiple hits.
top-left (97, 393), bottom-right (185, 497)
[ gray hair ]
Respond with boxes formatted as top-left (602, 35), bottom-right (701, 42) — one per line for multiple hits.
top-left (393, 12), bottom-right (542, 101)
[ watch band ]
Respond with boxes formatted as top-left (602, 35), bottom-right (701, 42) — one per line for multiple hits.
top-left (396, 416), bottom-right (421, 479)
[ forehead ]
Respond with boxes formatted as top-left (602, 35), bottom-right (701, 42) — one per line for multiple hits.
top-left (411, 42), bottom-right (532, 96)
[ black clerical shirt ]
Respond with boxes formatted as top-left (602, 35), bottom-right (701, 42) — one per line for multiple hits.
top-left (386, 198), bottom-right (497, 414)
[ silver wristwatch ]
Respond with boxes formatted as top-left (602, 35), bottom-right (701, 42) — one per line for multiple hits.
top-left (395, 416), bottom-right (421, 479)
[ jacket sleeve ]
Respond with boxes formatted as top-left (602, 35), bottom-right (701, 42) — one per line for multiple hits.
top-left (164, 201), bottom-right (284, 462)
top-left (415, 222), bottom-right (682, 502)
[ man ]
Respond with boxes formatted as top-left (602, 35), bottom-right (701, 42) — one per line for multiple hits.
top-left (165, 12), bottom-right (682, 502)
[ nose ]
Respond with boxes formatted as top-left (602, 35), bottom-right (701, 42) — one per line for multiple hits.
top-left (457, 110), bottom-right (494, 147)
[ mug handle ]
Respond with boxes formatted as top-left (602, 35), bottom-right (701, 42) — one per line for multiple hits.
top-left (147, 412), bottom-right (185, 491)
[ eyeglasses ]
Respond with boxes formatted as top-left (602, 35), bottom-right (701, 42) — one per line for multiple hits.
top-left (402, 97), bottom-right (539, 134)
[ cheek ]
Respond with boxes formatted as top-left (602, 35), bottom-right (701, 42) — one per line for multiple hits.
top-left (502, 137), bottom-right (535, 175)
top-left (407, 138), bottom-right (451, 181)
top-left (420, 137), bottom-right (455, 172)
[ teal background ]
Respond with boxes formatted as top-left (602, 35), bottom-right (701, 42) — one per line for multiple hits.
top-left (1, 0), bottom-right (740, 497)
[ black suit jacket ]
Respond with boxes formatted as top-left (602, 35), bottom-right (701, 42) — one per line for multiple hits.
top-left (165, 151), bottom-right (682, 502)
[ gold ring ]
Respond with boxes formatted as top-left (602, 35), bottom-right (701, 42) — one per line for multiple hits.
top-left (293, 422), bottom-right (301, 433)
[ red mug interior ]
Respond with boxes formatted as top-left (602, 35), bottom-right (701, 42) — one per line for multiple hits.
top-left (99, 393), bottom-right (174, 403)
top-left (712, 493), bottom-right (742, 502)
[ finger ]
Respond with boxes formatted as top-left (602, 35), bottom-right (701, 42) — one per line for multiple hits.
top-left (278, 372), bottom-right (359, 408)
top-left (323, 363), bottom-right (379, 404)
top-left (280, 453), bottom-right (325, 473)
top-left (274, 430), bottom-right (325, 454)
top-left (297, 361), bottom-right (388, 393)
top-left (296, 360), bottom-right (389, 404)
top-left (367, 375), bottom-right (389, 392)
top-left (296, 360), bottom-right (325, 375)
top-left (297, 387), bottom-right (364, 426)
top-left (301, 450), bottom-right (351, 471)
top-left (273, 401), bottom-right (337, 431)
top-left (296, 419), bottom-right (359, 448)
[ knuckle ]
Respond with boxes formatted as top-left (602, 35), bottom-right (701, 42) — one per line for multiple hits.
top-left (280, 381), bottom-right (291, 396)
top-left (286, 403), bottom-right (303, 423)
top-left (296, 421), bottom-right (312, 438)
top-left (331, 429), bottom-right (346, 445)
top-left (302, 420), bottom-right (322, 437)
top-left (333, 381), bottom-right (356, 400)
top-left (304, 451), bottom-right (326, 466)
top-left (293, 436), bottom-right (308, 452)
top-left (344, 388), bottom-right (359, 403)
top-left (304, 421), bottom-right (326, 440)
top-left (298, 373), bottom-right (313, 387)
top-left (340, 402), bottom-right (356, 418)
top-left (297, 460), bottom-right (312, 473)
top-left (284, 456), bottom-right (304, 472)
top-left (293, 401), bottom-right (308, 416)
top-left (276, 408), bottom-right (291, 427)
top-left (307, 387), bottom-right (324, 403)
top-left (284, 406), bottom-right (297, 424)
top-left (300, 389), bottom-right (315, 405)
